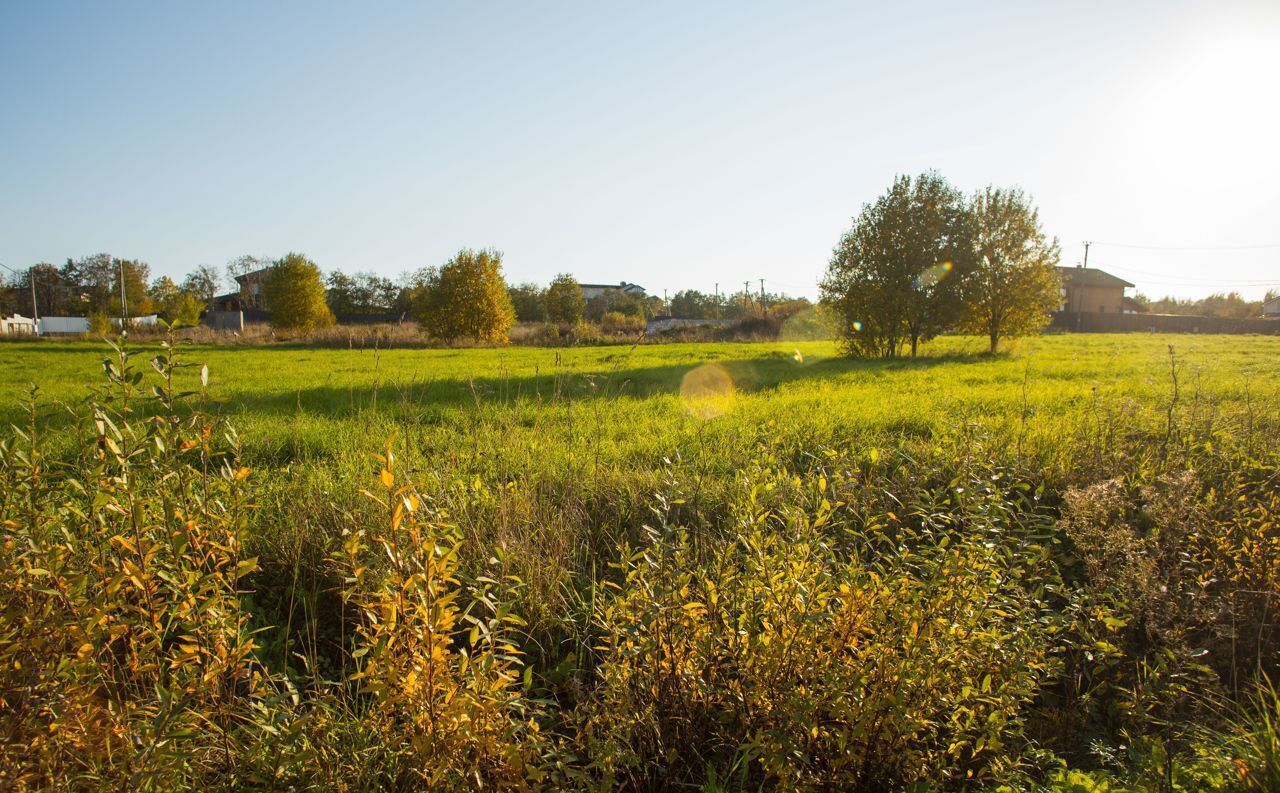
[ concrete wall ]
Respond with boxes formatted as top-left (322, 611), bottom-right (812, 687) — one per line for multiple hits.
top-left (205, 310), bottom-right (244, 331)
top-left (1052, 311), bottom-right (1280, 335)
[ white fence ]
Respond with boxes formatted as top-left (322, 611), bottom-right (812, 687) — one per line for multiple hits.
top-left (111, 314), bottom-right (159, 328)
top-left (37, 316), bottom-right (90, 334)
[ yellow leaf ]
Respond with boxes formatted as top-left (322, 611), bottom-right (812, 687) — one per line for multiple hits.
top-left (380, 468), bottom-right (394, 489)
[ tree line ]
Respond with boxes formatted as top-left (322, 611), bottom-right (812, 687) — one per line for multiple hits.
top-left (821, 172), bottom-right (1062, 355)
top-left (3, 248), bottom-right (817, 342)
top-left (0, 250), bottom-right (681, 340)
top-left (0, 252), bottom-right (620, 336)
top-left (1131, 290), bottom-right (1278, 319)
top-left (0, 255), bottom-right (221, 325)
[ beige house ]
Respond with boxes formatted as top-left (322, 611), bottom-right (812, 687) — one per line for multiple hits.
top-left (1057, 266), bottom-right (1134, 314)
top-left (1264, 295), bottom-right (1280, 319)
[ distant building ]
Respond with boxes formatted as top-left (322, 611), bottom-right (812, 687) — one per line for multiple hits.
top-left (1264, 295), bottom-right (1280, 319)
top-left (1, 314), bottom-right (37, 334)
top-left (577, 281), bottom-right (646, 301)
top-left (1057, 266), bottom-right (1134, 314)
top-left (212, 267), bottom-right (271, 311)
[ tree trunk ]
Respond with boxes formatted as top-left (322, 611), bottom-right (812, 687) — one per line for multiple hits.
top-left (910, 335), bottom-right (919, 357)
top-left (989, 332), bottom-right (999, 353)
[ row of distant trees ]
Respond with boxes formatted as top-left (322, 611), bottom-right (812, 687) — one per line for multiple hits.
top-left (1130, 290), bottom-right (1278, 319)
top-left (4, 248), bottom-right (819, 342)
top-left (0, 255), bottom-right (220, 325)
top-left (0, 252), bottom-right (598, 335)
top-left (821, 172), bottom-right (1062, 355)
top-left (3, 248), bottom-right (808, 341)
top-left (0, 249), bottom-right (681, 340)
top-left (509, 279), bottom-right (659, 324)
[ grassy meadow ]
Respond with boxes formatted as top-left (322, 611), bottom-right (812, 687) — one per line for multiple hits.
top-left (3, 332), bottom-right (1280, 790)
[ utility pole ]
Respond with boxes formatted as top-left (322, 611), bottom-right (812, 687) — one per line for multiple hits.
top-left (759, 278), bottom-right (765, 311)
top-left (118, 258), bottom-right (129, 328)
top-left (30, 267), bottom-right (38, 332)
top-left (1076, 241), bottom-right (1090, 332)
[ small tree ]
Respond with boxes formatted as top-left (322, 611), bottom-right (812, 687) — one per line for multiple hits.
top-left (412, 248), bottom-right (515, 343)
top-left (821, 172), bottom-right (973, 357)
top-left (963, 187), bottom-right (1062, 352)
top-left (262, 253), bottom-right (334, 330)
top-left (543, 274), bottom-right (585, 325)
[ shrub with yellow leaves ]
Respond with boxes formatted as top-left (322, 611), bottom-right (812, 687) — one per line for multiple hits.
top-left (0, 330), bottom-right (297, 790)
top-left (329, 437), bottom-right (552, 789)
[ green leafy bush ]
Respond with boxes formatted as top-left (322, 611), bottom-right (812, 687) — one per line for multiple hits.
top-left (580, 493), bottom-right (1058, 790)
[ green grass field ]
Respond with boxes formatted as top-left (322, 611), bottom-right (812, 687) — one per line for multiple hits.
top-left (4, 333), bottom-right (1276, 466)
top-left (4, 332), bottom-right (1280, 789)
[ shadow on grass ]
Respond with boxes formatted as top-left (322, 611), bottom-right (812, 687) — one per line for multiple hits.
top-left (208, 352), bottom-right (989, 419)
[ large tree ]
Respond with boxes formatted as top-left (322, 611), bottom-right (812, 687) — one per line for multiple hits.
top-left (543, 273), bottom-right (585, 324)
top-left (821, 172), bottom-right (973, 357)
top-left (412, 248), bottom-right (515, 343)
top-left (962, 187), bottom-right (1062, 352)
top-left (261, 253), bottom-right (334, 330)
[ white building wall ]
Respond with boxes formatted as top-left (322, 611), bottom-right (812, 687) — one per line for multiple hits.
top-left (1, 314), bottom-right (38, 334)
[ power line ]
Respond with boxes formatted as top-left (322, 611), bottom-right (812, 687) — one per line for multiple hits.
top-left (1102, 265), bottom-right (1280, 285)
top-left (1090, 240), bottom-right (1280, 252)
top-left (1119, 280), bottom-right (1280, 289)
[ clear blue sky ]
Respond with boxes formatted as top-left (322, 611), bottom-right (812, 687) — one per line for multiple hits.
top-left (2, 1), bottom-right (1278, 300)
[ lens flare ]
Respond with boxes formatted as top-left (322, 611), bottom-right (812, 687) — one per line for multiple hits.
top-left (851, 320), bottom-right (863, 332)
top-left (793, 349), bottom-right (804, 365)
top-left (680, 363), bottom-right (736, 419)
top-left (916, 261), bottom-right (955, 289)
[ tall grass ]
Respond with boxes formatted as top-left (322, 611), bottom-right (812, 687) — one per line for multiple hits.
top-left (1, 332), bottom-right (1279, 789)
